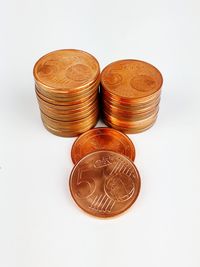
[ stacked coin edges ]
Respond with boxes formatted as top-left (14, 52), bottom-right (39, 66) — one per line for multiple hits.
top-left (100, 60), bottom-right (163, 133)
top-left (33, 49), bottom-right (100, 137)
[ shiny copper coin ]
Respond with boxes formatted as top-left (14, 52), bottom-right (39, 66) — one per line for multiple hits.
top-left (101, 59), bottom-right (163, 101)
top-left (103, 105), bottom-right (159, 122)
top-left (104, 109), bottom-right (158, 128)
top-left (33, 49), bottom-right (100, 98)
top-left (71, 127), bottom-right (135, 164)
top-left (40, 104), bottom-right (98, 122)
top-left (102, 93), bottom-right (161, 111)
top-left (37, 95), bottom-right (98, 114)
top-left (69, 150), bottom-right (141, 218)
top-left (43, 119), bottom-right (98, 137)
top-left (36, 92), bottom-right (98, 111)
top-left (35, 85), bottom-right (98, 106)
top-left (103, 99), bottom-right (160, 117)
top-left (41, 110), bottom-right (99, 130)
top-left (35, 74), bottom-right (100, 101)
top-left (104, 118), bottom-right (157, 134)
top-left (101, 86), bottom-right (161, 106)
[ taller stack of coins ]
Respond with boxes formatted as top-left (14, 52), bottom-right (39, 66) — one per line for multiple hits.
top-left (33, 49), bottom-right (100, 137)
top-left (101, 60), bottom-right (163, 133)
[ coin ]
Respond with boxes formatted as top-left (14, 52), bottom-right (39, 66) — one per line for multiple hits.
top-left (41, 110), bottom-right (98, 130)
top-left (71, 127), bottom-right (136, 164)
top-left (101, 59), bottom-right (163, 100)
top-left (43, 119), bottom-right (98, 137)
top-left (101, 91), bottom-right (161, 110)
top-left (36, 91), bottom-right (98, 111)
top-left (104, 109), bottom-right (158, 128)
top-left (104, 118), bottom-right (157, 133)
top-left (40, 100), bottom-right (98, 121)
top-left (35, 75), bottom-right (100, 101)
top-left (35, 86), bottom-right (98, 106)
top-left (69, 150), bottom-right (141, 218)
top-left (103, 100), bottom-right (160, 118)
top-left (34, 49), bottom-right (100, 98)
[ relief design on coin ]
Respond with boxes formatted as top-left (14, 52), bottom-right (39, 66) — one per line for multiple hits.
top-left (104, 159), bottom-right (135, 202)
top-left (69, 151), bottom-right (140, 218)
top-left (71, 127), bottom-right (135, 164)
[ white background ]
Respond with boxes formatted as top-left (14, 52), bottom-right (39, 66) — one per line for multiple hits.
top-left (1, 0), bottom-right (200, 266)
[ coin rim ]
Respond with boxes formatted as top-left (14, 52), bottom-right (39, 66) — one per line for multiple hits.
top-left (33, 49), bottom-right (100, 92)
top-left (71, 127), bottom-right (136, 164)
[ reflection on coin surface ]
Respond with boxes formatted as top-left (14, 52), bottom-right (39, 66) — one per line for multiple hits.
top-left (69, 150), bottom-right (141, 218)
top-left (34, 49), bottom-right (100, 93)
top-left (101, 59), bottom-right (163, 99)
top-left (71, 127), bottom-right (135, 164)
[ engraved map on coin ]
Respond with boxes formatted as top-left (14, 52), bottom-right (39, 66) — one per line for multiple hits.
top-left (130, 75), bottom-right (156, 92)
top-left (69, 151), bottom-right (140, 218)
top-left (65, 64), bottom-right (92, 82)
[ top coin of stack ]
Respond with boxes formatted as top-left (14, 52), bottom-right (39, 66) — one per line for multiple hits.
top-left (33, 49), bottom-right (100, 137)
top-left (101, 60), bottom-right (163, 133)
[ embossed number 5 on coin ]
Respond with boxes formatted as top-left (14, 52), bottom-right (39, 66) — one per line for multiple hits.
top-left (75, 167), bottom-right (96, 198)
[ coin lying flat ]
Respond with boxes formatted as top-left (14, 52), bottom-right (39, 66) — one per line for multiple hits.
top-left (34, 49), bottom-right (100, 97)
top-left (101, 59), bottom-right (163, 100)
top-left (69, 150), bottom-right (141, 218)
top-left (71, 127), bottom-right (136, 164)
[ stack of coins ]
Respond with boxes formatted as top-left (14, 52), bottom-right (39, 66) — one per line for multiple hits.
top-left (101, 60), bottom-right (163, 133)
top-left (33, 49), bottom-right (100, 137)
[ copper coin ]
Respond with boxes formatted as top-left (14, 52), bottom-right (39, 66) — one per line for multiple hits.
top-left (40, 101), bottom-right (98, 122)
top-left (102, 93), bottom-right (161, 111)
top-left (41, 110), bottom-right (99, 130)
top-left (104, 109), bottom-right (158, 128)
top-left (35, 74), bottom-right (100, 101)
top-left (103, 105), bottom-right (159, 122)
top-left (35, 86), bottom-right (98, 106)
top-left (33, 49), bottom-right (100, 98)
top-left (71, 127), bottom-right (135, 164)
top-left (103, 99), bottom-right (160, 117)
top-left (101, 59), bottom-right (163, 101)
top-left (69, 150), bottom-right (141, 218)
top-left (38, 97), bottom-right (98, 116)
top-left (104, 118), bottom-right (157, 134)
top-left (36, 92), bottom-right (98, 111)
top-left (101, 86), bottom-right (161, 105)
top-left (42, 119), bottom-right (98, 137)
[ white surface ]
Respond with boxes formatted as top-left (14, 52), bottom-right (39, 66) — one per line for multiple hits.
top-left (1, 0), bottom-right (200, 266)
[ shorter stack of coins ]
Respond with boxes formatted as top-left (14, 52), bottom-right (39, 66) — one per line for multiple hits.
top-left (33, 49), bottom-right (100, 137)
top-left (101, 60), bottom-right (163, 133)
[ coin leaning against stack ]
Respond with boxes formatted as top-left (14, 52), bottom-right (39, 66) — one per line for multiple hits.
top-left (101, 59), bottom-right (163, 133)
top-left (33, 49), bottom-right (100, 137)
